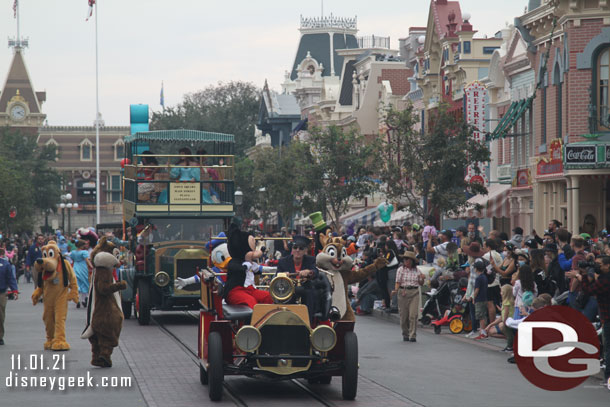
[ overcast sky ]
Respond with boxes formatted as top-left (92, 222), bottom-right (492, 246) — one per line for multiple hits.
top-left (0, 0), bottom-right (527, 126)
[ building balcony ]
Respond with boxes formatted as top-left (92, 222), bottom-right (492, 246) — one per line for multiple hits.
top-left (358, 35), bottom-right (390, 49)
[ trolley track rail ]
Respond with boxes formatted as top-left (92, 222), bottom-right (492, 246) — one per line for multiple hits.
top-left (153, 311), bottom-right (336, 407)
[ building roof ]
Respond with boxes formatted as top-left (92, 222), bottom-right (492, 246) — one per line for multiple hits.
top-left (261, 83), bottom-right (301, 118)
top-left (0, 49), bottom-right (44, 113)
top-left (430, 0), bottom-right (463, 40)
top-left (379, 69), bottom-right (411, 96)
top-left (290, 32), bottom-right (359, 80)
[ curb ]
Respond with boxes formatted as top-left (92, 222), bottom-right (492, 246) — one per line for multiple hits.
top-left (369, 308), bottom-right (606, 381)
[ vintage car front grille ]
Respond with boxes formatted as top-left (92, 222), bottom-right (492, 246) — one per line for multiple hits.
top-left (175, 258), bottom-right (207, 292)
top-left (258, 325), bottom-right (310, 367)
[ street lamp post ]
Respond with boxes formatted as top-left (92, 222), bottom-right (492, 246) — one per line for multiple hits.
top-left (234, 188), bottom-right (243, 227)
top-left (59, 193), bottom-right (78, 234)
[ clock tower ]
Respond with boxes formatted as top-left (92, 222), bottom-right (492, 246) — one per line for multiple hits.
top-left (0, 5), bottom-right (46, 131)
top-left (0, 48), bottom-right (46, 130)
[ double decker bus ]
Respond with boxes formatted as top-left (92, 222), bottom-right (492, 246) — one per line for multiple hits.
top-left (120, 130), bottom-right (236, 325)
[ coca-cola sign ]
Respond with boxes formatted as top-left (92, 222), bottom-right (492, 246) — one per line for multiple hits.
top-left (565, 145), bottom-right (596, 165)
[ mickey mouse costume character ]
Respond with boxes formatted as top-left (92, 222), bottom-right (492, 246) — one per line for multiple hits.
top-left (224, 223), bottom-right (273, 308)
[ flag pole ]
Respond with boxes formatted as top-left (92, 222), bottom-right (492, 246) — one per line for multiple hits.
top-left (95, 0), bottom-right (101, 226)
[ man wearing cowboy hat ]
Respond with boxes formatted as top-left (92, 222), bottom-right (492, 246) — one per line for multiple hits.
top-left (392, 251), bottom-right (424, 342)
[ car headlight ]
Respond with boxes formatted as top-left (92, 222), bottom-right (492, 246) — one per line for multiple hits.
top-left (235, 326), bottom-right (261, 352)
top-left (269, 275), bottom-right (295, 303)
top-left (154, 271), bottom-right (170, 287)
top-left (310, 325), bottom-right (336, 352)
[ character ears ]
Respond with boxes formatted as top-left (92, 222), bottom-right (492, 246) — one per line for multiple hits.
top-left (319, 230), bottom-right (332, 247)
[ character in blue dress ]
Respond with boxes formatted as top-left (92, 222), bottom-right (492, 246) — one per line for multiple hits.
top-left (69, 240), bottom-right (92, 308)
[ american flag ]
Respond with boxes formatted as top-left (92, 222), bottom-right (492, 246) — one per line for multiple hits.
top-left (13, 0), bottom-right (17, 18)
top-left (86, 0), bottom-right (95, 21)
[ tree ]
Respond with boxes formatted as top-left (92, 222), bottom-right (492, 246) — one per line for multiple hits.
top-left (250, 144), bottom-right (309, 229)
top-left (380, 103), bottom-right (490, 219)
top-left (234, 156), bottom-right (258, 221)
top-left (0, 128), bottom-right (61, 233)
top-left (150, 81), bottom-right (260, 157)
top-left (302, 126), bottom-right (382, 228)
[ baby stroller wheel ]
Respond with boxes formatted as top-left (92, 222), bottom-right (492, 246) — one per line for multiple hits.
top-left (420, 315), bottom-right (431, 326)
top-left (462, 317), bottom-right (473, 333)
top-left (433, 324), bottom-right (442, 335)
top-left (449, 318), bottom-right (463, 334)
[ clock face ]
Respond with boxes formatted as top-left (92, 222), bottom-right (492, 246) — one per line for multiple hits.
top-left (10, 104), bottom-right (26, 121)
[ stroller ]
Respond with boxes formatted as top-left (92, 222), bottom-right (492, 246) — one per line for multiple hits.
top-left (421, 278), bottom-right (471, 334)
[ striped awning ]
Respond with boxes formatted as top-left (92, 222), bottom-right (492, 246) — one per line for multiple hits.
top-left (124, 130), bottom-right (234, 144)
top-left (489, 97), bottom-right (533, 140)
top-left (340, 207), bottom-right (378, 226)
top-left (454, 184), bottom-right (511, 219)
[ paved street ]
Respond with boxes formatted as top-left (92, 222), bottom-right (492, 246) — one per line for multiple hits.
top-left (1, 282), bottom-right (608, 406)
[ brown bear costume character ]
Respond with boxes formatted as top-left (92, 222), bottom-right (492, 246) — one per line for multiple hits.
top-left (315, 232), bottom-right (387, 321)
top-left (32, 241), bottom-right (79, 350)
top-left (81, 251), bottom-right (126, 367)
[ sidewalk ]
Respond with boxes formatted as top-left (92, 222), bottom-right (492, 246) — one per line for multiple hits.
top-left (0, 281), bottom-right (145, 406)
top-left (369, 308), bottom-right (606, 380)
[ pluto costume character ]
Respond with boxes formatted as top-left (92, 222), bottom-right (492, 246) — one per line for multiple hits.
top-left (315, 233), bottom-right (387, 321)
top-left (31, 241), bottom-right (79, 351)
top-left (81, 252), bottom-right (127, 367)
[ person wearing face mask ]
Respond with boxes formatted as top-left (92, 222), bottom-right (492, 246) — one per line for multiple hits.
top-left (491, 241), bottom-right (516, 286)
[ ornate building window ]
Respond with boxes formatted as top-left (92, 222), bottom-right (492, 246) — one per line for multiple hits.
top-left (114, 139), bottom-right (125, 160)
top-left (80, 139), bottom-right (93, 161)
top-left (45, 138), bottom-right (60, 161)
top-left (598, 47), bottom-right (610, 130)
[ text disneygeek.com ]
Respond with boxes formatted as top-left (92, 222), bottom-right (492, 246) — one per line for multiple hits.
top-left (5, 371), bottom-right (132, 391)
top-left (4, 354), bottom-right (132, 391)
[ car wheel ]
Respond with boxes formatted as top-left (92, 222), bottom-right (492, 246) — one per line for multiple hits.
top-left (136, 280), bottom-right (151, 326)
top-left (208, 332), bottom-right (224, 401)
top-left (433, 324), bottom-right (442, 335)
top-left (449, 318), bottom-right (463, 334)
top-left (342, 331), bottom-right (358, 400)
top-left (199, 363), bottom-right (208, 385)
top-left (122, 301), bottom-right (132, 319)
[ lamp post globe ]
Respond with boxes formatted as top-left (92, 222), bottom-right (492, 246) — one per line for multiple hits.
top-left (234, 189), bottom-right (243, 206)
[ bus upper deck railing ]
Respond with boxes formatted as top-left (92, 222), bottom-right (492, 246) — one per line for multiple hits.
top-left (122, 154), bottom-right (235, 213)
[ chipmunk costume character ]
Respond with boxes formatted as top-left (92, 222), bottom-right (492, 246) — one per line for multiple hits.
top-left (31, 241), bottom-right (79, 351)
top-left (315, 232), bottom-right (387, 321)
top-left (81, 252), bottom-right (126, 367)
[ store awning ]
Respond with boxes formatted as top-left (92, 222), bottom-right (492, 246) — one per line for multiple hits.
top-left (452, 184), bottom-right (511, 219)
top-left (489, 97), bottom-right (533, 140)
top-left (340, 207), bottom-right (378, 226)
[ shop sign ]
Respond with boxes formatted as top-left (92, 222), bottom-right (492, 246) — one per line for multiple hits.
top-left (536, 139), bottom-right (563, 177)
top-left (513, 169), bottom-right (532, 188)
top-left (464, 81), bottom-right (488, 186)
top-left (565, 145), bottom-right (597, 165)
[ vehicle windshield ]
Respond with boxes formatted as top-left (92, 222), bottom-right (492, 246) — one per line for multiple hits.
top-left (146, 218), bottom-right (224, 243)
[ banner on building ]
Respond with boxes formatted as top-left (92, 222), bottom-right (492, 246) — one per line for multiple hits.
top-left (464, 81), bottom-right (488, 186)
top-left (536, 138), bottom-right (563, 178)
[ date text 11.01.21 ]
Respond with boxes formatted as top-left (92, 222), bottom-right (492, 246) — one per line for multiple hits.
top-left (10, 354), bottom-right (66, 371)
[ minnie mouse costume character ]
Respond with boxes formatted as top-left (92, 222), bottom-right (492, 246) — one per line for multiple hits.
top-left (223, 223), bottom-right (273, 308)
